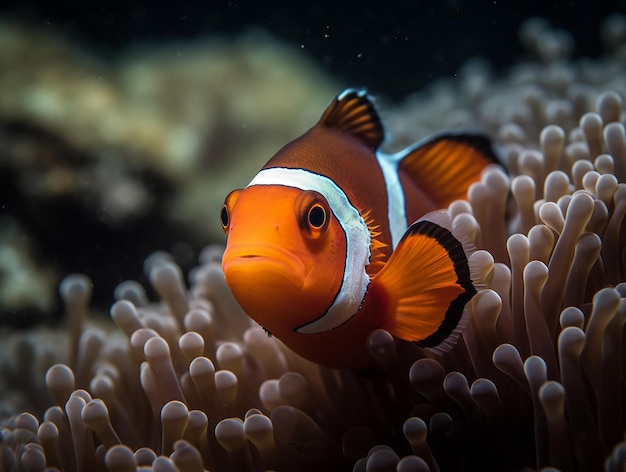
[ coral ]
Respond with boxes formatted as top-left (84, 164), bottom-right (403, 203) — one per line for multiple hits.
top-left (0, 218), bottom-right (56, 323)
top-left (0, 20), bottom-right (338, 323)
top-left (1, 15), bottom-right (626, 472)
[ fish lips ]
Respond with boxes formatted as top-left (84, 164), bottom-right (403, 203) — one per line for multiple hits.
top-left (222, 244), bottom-right (307, 291)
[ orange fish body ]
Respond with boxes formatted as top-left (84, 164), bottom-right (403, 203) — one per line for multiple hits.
top-left (220, 89), bottom-right (498, 369)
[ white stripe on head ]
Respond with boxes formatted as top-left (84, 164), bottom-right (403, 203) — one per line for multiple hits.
top-left (376, 153), bottom-right (407, 248)
top-left (247, 167), bottom-right (371, 334)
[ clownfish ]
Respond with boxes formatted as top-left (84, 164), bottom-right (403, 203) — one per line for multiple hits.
top-left (220, 89), bottom-right (498, 369)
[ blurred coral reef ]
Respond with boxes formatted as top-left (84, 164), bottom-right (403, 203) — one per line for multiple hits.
top-left (0, 20), bottom-right (337, 322)
top-left (1, 13), bottom-right (626, 472)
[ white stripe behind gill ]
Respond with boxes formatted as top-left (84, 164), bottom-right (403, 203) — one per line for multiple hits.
top-left (247, 167), bottom-right (371, 334)
top-left (376, 153), bottom-right (407, 248)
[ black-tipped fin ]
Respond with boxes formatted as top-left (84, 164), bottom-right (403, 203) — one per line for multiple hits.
top-left (318, 89), bottom-right (384, 150)
top-left (396, 133), bottom-right (499, 208)
top-left (373, 211), bottom-right (476, 354)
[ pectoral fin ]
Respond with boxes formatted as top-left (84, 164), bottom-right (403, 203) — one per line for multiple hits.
top-left (372, 211), bottom-right (476, 354)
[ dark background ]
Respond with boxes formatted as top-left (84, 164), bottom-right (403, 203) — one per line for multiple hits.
top-left (1, 1), bottom-right (624, 101)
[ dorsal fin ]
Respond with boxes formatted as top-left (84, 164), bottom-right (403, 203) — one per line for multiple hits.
top-left (395, 132), bottom-right (500, 208)
top-left (318, 89), bottom-right (384, 150)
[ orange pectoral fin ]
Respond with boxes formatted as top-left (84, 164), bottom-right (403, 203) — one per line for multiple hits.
top-left (373, 211), bottom-right (476, 354)
top-left (397, 132), bottom-right (500, 208)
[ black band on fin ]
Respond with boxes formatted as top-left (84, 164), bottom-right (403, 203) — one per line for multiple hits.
top-left (430, 132), bottom-right (500, 165)
top-left (318, 89), bottom-right (384, 150)
top-left (408, 220), bottom-right (476, 349)
top-left (396, 131), bottom-right (501, 208)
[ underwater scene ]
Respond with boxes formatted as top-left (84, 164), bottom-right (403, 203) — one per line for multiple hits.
top-left (1, 2), bottom-right (626, 471)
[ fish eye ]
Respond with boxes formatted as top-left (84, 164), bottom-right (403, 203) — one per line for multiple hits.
top-left (220, 204), bottom-right (229, 230)
top-left (308, 204), bottom-right (327, 229)
top-left (296, 191), bottom-right (331, 236)
top-left (220, 189), bottom-right (241, 233)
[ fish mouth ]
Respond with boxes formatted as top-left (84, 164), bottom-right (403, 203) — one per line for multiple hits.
top-left (222, 243), bottom-right (307, 288)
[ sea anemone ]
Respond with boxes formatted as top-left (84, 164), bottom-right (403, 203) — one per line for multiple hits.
top-left (1, 15), bottom-right (626, 472)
